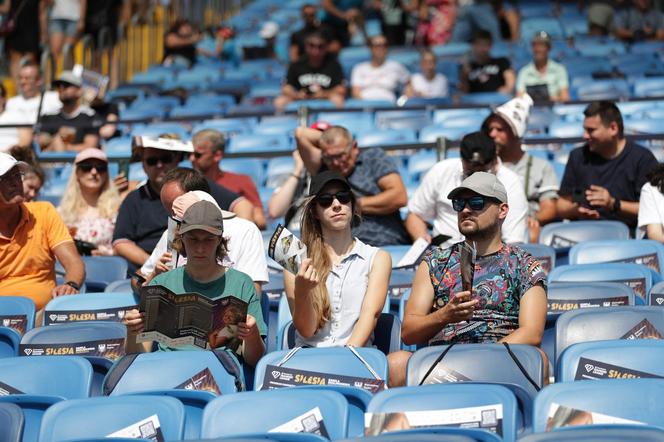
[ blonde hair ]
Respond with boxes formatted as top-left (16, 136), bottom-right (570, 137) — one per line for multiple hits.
top-left (58, 166), bottom-right (121, 225)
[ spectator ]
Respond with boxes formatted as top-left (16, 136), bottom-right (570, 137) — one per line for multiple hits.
top-left (516, 31), bottom-right (570, 102)
top-left (412, 0), bottom-right (456, 46)
top-left (123, 200), bottom-right (266, 366)
top-left (351, 34), bottom-right (410, 102)
top-left (139, 186), bottom-right (269, 293)
top-left (284, 171), bottom-right (391, 346)
top-left (275, 30), bottom-right (346, 111)
top-left (406, 131), bottom-right (528, 247)
top-left (84, 0), bottom-right (127, 50)
top-left (9, 145), bottom-right (45, 201)
top-left (587, 0), bottom-right (617, 36)
top-left (58, 148), bottom-right (120, 256)
top-left (48, 0), bottom-right (86, 58)
top-left (244, 21), bottom-right (279, 60)
top-left (163, 19), bottom-right (202, 67)
top-left (112, 138), bottom-right (246, 272)
top-left (321, 0), bottom-right (364, 48)
top-left (296, 125), bottom-right (411, 246)
top-left (190, 129), bottom-right (266, 229)
top-left (494, 0), bottom-right (520, 42)
top-left (459, 30), bottom-right (515, 94)
top-left (0, 0), bottom-right (43, 82)
top-left (451, 0), bottom-right (501, 43)
top-left (0, 152), bottom-right (85, 311)
top-left (638, 164), bottom-right (664, 242)
top-left (613, 0), bottom-right (664, 42)
top-left (289, 3), bottom-right (339, 61)
top-left (268, 150), bottom-right (309, 230)
top-left (373, 0), bottom-right (408, 46)
top-left (557, 101), bottom-right (657, 230)
top-left (38, 71), bottom-right (100, 152)
top-left (483, 95), bottom-right (558, 243)
top-left (388, 172), bottom-right (547, 387)
top-left (5, 63), bottom-right (62, 123)
top-left (404, 49), bottom-right (449, 98)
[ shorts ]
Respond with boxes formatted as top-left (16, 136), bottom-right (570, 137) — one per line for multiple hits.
top-left (48, 18), bottom-right (78, 37)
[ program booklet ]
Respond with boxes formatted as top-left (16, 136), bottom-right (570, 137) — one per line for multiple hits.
top-left (545, 403), bottom-right (643, 431)
top-left (460, 242), bottom-right (476, 292)
top-left (269, 407), bottom-right (330, 438)
top-left (107, 414), bottom-right (165, 442)
top-left (137, 285), bottom-right (248, 350)
top-left (395, 238), bottom-right (430, 269)
top-left (268, 225), bottom-right (307, 274)
top-left (166, 216), bottom-right (181, 270)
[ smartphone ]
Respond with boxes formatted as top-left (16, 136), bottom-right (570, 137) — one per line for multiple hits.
top-left (572, 188), bottom-right (588, 206)
top-left (118, 159), bottom-right (130, 180)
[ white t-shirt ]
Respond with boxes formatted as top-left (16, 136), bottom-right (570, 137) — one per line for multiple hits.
top-left (407, 158), bottom-right (529, 246)
top-left (351, 60), bottom-right (410, 102)
top-left (5, 91), bottom-right (62, 123)
top-left (409, 73), bottom-right (448, 98)
top-left (50, 0), bottom-right (81, 21)
top-left (638, 182), bottom-right (664, 239)
top-left (140, 216), bottom-right (270, 284)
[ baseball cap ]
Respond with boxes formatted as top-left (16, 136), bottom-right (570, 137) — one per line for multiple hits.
top-left (532, 30), bottom-right (551, 45)
top-left (75, 148), bottom-right (108, 164)
top-left (310, 121), bottom-right (332, 131)
top-left (460, 131), bottom-right (496, 166)
top-left (308, 170), bottom-right (351, 196)
top-left (172, 191), bottom-right (236, 221)
top-left (53, 70), bottom-right (82, 88)
top-left (259, 21), bottom-right (279, 39)
top-left (484, 94), bottom-right (534, 139)
top-left (179, 200), bottom-right (224, 236)
top-left (447, 171), bottom-right (508, 203)
top-left (0, 152), bottom-right (29, 178)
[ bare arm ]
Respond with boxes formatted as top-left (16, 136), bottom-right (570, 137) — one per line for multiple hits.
top-left (347, 251), bottom-right (391, 347)
top-left (268, 151), bottom-right (305, 219)
top-left (647, 224), bottom-right (664, 243)
top-left (498, 68), bottom-right (516, 95)
top-left (555, 87), bottom-right (570, 103)
top-left (77, 0), bottom-right (87, 35)
top-left (284, 258), bottom-right (320, 338)
top-left (499, 284), bottom-right (547, 346)
top-left (321, 0), bottom-right (349, 20)
top-left (351, 85), bottom-right (363, 99)
top-left (113, 241), bottom-right (150, 267)
top-left (357, 173), bottom-right (408, 215)
top-left (230, 197), bottom-right (255, 222)
top-left (458, 63), bottom-right (470, 93)
top-left (52, 241), bottom-right (85, 297)
top-left (536, 198), bottom-right (558, 224)
top-left (295, 127), bottom-right (323, 175)
top-left (556, 195), bottom-right (600, 220)
top-left (165, 31), bottom-right (201, 49)
top-left (252, 206), bottom-right (266, 230)
top-left (405, 212), bottom-right (432, 242)
top-left (0, 0), bottom-right (11, 15)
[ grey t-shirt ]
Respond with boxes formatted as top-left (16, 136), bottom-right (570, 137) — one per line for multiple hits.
top-left (503, 154), bottom-right (559, 216)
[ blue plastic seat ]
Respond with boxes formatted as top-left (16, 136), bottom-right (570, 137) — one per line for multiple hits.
top-left (201, 388), bottom-right (349, 440)
top-left (0, 296), bottom-right (36, 336)
top-left (538, 221), bottom-right (630, 249)
top-left (38, 395), bottom-right (185, 442)
top-left (576, 79), bottom-right (630, 101)
top-left (460, 92), bottom-right (513, 105)
top-left (366, 383), bottom-right (518, 442)
top-left (221, 158), bottom-right (265, 188)
top-left (548, 120), bottom-right (584, 138)
top-left (432, 108), bottom-right (491, 124)
top-left (186, 93), bottom-right (236, 108)
top-left (547, 281), bottom-right (638, 316)
top-left (555, 306), bottom-right (664, 361)
top-left (569, 240), bottom-right (664, 275)
top-left (104, 279), bottom-right (132, 293)
top-left (357, 129), bottom-right (417, 147)
top-left (265, 157), bottom-right (296, 189)
top-left (406, 150), bottom-right (438, 183)
top-left (81, 256), bottom-right (129, 292)
top-left (374, 110), bottom-right (431, 131)
top-left (43, 293), bottom-right (138, 325)
top-left (169, 105), bottom-right (221, 119)
top-left (344, 99), bottom-right (393, 109)
top-left (418, 125), bottom-right (468, 143)
top-left (624, 118), bottom-right (662, 134)
top-left (520, 17), bottom-right (564, 42)
top-left (256, 118), bottom-right (299, 136)
top-left (519, 425), bottom-right (664, 441)
top-left (650, 280), bottom-right (664, 306)
top-left (533, 379), bottom-right (664, 433)
top-left (120, 107), bottom-right (167, 121)
top-left (0, 402), bottom-right (23, 442)
top-left (285, 100), bottom-right (336, 112)
top-left (227, 134), bottom-right (291, 154)
top-left (577, 40), bottom-right (626, 57)
top-left (340, 428), bottom-right (501, 441)
top-left (314, 111), bottom-right (375, 135)
top-left (517, 243), bottom-right (556, 274)
top-left (557, 339), bottom-right (664, 382)
top-left (431, 42), bottom-right (470, 57)
top-left (633, 77), bottom-right (664, 98)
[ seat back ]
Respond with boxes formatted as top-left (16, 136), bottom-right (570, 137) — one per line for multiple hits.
top-left (43, 293), bottom-right (139, 326)
top-left (539, 221), bottom-right (630, 248)
top-left (569, 240), bottom-right (664, 275)
top-left (547, 282), bottom-right (638, 318)
top-left (81, 256), bottom-right (129, 291)
top-left (366, 383), bottom-right (518, 442)
top-left (0, 356), bottom-right (92, 399)
top-left (37, 395), bottom-right (185, 442)
top-left (650, 281), bottom-right (664, 306)
top-left (519, 425), bottom-right (664, 441)
top-left (0, 297), bottom-right (36, 337)
top-left (201, 389), bottom-right (349, 440)
top-left (517, 244), bottom-right (556, 274)
top-left (533, 379), bottom-right (664, 432)
top-left (555, 306), bottom-right (664, 361)
top-left (104, 279), bottom-right (132, 293)
top-left (0, 402), bottom-right (24, 442)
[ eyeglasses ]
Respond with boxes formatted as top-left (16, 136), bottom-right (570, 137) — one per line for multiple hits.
top-left (78, 163), bottom-right (108, 173)
top-left (321, 145), bottom-right (352, 163)
top-left (316, 190), bottom-right (352, 208)
top-left (144, 153), bottom-right (176, 166)
top-left (452, 196), bottom-right (495, 212)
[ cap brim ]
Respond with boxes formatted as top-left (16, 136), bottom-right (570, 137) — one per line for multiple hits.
top-left (179, 225), bottom-right (223, 236)
top-left (1, 161), bottom-right (31, 177)
top-left (52, 80), bottom-right (81, 88)
top-left (220, 210), bottom-right (236, 220)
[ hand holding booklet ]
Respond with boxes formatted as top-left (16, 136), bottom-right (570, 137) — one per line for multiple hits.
top-left (268, 225), bottom-right (307, 274)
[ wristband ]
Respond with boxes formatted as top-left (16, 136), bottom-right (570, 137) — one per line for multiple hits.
top-left (290, 173), bottom-right (303, 180)
top-left (612, 198), bottom-right (621, 213)
top-left (65, 281), bottom-right (81, 290)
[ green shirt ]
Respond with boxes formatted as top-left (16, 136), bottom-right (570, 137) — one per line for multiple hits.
top-left (150, 267), bottom-right (266, 351)
top-left (516, 59), bottom-right (569, 98)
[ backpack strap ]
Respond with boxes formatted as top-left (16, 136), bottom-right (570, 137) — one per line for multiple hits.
top-left (418, 342), bottom-right (457, 385)
top-left (212, 348), bottom-right (245, 392)
top-left (102, 353), bottom-right (140, 396)
top-left (502, 343), bottom-right (542, 392)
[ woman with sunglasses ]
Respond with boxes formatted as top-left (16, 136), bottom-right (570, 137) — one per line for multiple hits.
top-left (283, 171), bottom-right (392, 347)
top-left (58, 148), bottom-right (120, 256)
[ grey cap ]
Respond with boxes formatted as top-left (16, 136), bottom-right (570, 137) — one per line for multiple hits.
top-left (53, 70), bottom-right (82, 88)
top-left (447, 171), bottom-right (508, 203)
top-left (179, 200), bottom-right (224, 236)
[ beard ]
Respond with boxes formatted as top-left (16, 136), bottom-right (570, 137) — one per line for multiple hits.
top-left (459, 216), bottom-right (501, 241)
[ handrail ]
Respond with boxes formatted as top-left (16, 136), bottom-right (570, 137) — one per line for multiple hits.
top-left (39, 49), bottom-right (56, 89)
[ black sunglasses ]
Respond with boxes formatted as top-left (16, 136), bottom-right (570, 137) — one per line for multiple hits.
top-left (144, 153), bottom-right (176, 166)
top-left (78, 163), bottom-right (108, 173)
top-left (316, 190), bottom-right (352, 208)
top-left (452, 196), bottom-right (496, 212)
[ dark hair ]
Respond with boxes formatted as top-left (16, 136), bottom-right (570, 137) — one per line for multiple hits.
top-left (162, 167), bottom-right (211, 193)
top-left (9, 145), bottom-right (45, 183)
top-left (583, 101), bottom-right (624, 137)
top-left (304, 29), bottom-right (329, 44)
top-left (648, 164), bottom-right (664, 194)
top-left (471, 30), bottom-right (493, 43)
top-left (0, 82), bottom-right (6, 99)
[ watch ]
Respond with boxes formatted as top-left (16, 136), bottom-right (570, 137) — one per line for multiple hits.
top-left (612, 198), bottom-right (621, 213)
top-left (65, 281), bottom-right (81, 290)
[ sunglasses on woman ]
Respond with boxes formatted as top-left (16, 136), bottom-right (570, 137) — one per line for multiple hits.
top-left (316, 190), bottom-right (352, 208)
top-left (452, 196), bottom-right (496, 212)
top-left (78, 163), bottom-right (108, 173)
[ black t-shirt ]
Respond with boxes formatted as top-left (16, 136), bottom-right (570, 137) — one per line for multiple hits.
top-left (289, 24), bottom-right (335, 58)
top-left (207, 178), bottom-right (242, 211)
top-left (163, 33), bottom-right (197, 66)
top-left (41, 108), bottom-right (99, 143)
top-left (466, 57), bottom-right (511, 93)
top-left (559, 141), bottom-right (657, 228)
top-left (286, 56), bottom-right (344, 94)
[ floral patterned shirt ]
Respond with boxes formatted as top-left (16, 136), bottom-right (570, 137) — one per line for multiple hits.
top-left (72, 215), bottom-right (116, 255)
top-left (424, 242), bottom-right (547, 345)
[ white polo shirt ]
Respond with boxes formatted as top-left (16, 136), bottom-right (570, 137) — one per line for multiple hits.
top-left (351, 60), bottom-right (410, 102)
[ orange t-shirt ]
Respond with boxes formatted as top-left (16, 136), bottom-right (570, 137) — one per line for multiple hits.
top-left (0, 202), bottom-right (73, 310)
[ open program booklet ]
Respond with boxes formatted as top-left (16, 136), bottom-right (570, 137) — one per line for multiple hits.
top-left (137, 285), bottom-right (247, 350)
top-left (268, 225), bottom-right (307, 274)
top-left (546, 403), bottom-right (642, 431)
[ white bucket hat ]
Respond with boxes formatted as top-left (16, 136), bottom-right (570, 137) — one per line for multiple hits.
top-left (488, 94), bottom-right (534, 139)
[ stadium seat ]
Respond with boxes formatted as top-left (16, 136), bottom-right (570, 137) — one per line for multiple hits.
top-left (43, 293), bottom-right (138, 326)
top-left (633, 76), bottom-right (664, 98)
top-left (169, 104), bottom-right (222, 119)
top-left (555, 306), bottom-right (664, 360)
top-left (265, 156), bottom-right (296, 188)
top-left (374, 110), bottom-right (431, 131)
top-left (192, 117), bottom-right (258, 136)
top-left (650, 281), bottom-right (664, 306)
top-left (548, 121), bottom-right (584, 138)
top-left (549, 263), bottom-right (659, 303)
top-left (131, 122), bottom-right (190, 140)
top-left (406, 149), bottom-right (438, 183)
top-left (431, 42), bottom-right (470, 57)
top-left (521, 425), bottom-right (664, 441)
top-left (366, 383), bottom-right (518, 442)
top-left (569, 240), bottom-right (664, 275)
top-left (285, 100), bottom-right (336, 112)
top-left (0, 296), bottom-right (36, 336)
top-left (221, 158), bottom-right (265, 188)
top-left (356, 129), bottom-right (417, 147)
top-left (227, 134), bottom-right (291, 154)
top-left (344, 99), bottom-right (393, 109)
top-left (575, 79), bottom-right (630, 101)
top-left (38, 395), bottom-right (185, 442)
top-left (460, 92), bottom-right (513, 105)
top-left (201, 388), bottom-right (349, 440)
top-left (0, 356), bottom-right (92, 398)
top-left (0, 402), bottom-right (23, 442)
top-left (81, 256), bottom-right (129, 292)
top-left (186, 93), bottom-right (236, 108)
top-left (256, 118), bottom-right (299, 136)
top-left (547, 281), bottom-right (639, 315)
top-left (104, 279), bottom-right (132, 293)
top-left (576, 40), bottom-right (626, 57)
top-left (419, 125), bottom-right (468, 143)
top-left (0, 329), bottom-right (19, 359)
top-left (539, 221), bottom-right (630, 249)
top-left (533, 379), bottom-right (664, 432)
top-left (340, 428), bottom-right (501, 441)
top-left (517, 243), bottom-right (556, 274)
top-left (557, 339), bottom-right (664, 382)
top-left (520, 17), bottom-right (564, 42)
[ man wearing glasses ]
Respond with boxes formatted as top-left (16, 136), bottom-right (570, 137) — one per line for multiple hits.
top-left (406, 131), bottom-right (528, 247)
top-left (0, 152), bottom-right (85, 313)
top-left (388, 171), bottom-right (548, 387)
top-left (296, 125), bottom-right (410, 246)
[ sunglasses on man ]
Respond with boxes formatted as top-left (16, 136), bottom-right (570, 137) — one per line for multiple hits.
top-left (144, 153), bottom-right (176, 166)
top-left (452, 196), bottom-right (499, 212)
